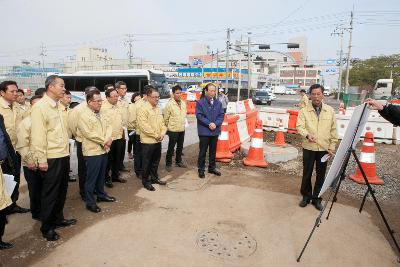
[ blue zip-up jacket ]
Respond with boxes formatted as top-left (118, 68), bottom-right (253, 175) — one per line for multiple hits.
top-left (195, 96), bottom-right (225, 136)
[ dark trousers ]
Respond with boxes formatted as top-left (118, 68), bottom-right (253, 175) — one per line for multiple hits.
top-left (119, 138), bottom-right (126, 169)
top-left (40, 156), bottom-right (70, 232)
top-left (106, 138), bottom-right (124, 181)
top-left (197, 135), bottom-right (218, 172)
top-left (0, 208), bottom-right (6, 239)
top-left (23, 166), bottom-right (42, 219)
top-left (127, 130), bottom-right (136, 154)
top-left (1, 152), bottom-right (21, 205)
top-left (84, 154), bottom-right (108, 206)
top-left (76, 141), bottom-right (86, 197)
top-left (134, 136), bottom-right (143, 176)
top-left (166, 131), bottom-right (185, 166)
top-left (301, 149), bottom-right (328, 201)
top-left (141, 143), bottom-right (161, 185)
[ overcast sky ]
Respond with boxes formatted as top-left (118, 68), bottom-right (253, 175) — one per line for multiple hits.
top-left (0, 0), bottom-right (399, 67)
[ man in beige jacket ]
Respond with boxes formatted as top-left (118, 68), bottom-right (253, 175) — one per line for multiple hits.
top-left (16, 95), bottom-right (42, 221)
top-left (31, 75), bottom-right (76, 241)
top-left (101, 87), bottom-right (127, 187)
top-left (296, 84), bottom-right (338, 211)
top-left (78, 89), bottom-right (115, 213)
top-left (137, 86), bottom-right (167, 191)
top-left (164, 85), bottom-right (187, 172)
top-left (0, 81), bottom-right (29, 214)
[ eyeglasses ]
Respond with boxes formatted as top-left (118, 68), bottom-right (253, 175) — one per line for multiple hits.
top-left (90, 100), bottom-right (103, 103)
top-left (150, 96), bottom-right (160, 99)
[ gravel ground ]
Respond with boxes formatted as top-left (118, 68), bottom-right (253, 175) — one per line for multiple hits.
top-left (259, 131), bottom-right (400, 203)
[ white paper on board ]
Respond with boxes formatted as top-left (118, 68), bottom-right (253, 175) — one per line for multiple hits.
top-left (319, 104), bottom-right (370, 197)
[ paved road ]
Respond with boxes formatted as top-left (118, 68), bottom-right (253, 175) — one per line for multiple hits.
top-left (256, 94), bottom-right (340, 110)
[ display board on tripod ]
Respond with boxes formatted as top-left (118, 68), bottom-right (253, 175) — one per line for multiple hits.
top-left (319, 103), bottom-right (370, 197)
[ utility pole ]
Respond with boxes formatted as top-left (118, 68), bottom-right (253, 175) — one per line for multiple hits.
top-left (331, 26), bottom-right (345, 100)
top-left (124, 34), bottom-right (134, 68)
top-left (237, 58), bottom-right (242, 102)
top-left (39, 43), bottom-right (47, 74)
top-left (211, 50), bottom-right (214, 83)
top-left (216, 49), bottom-right (219, 85)
top-left (247, 32), bottom-right (252, 98)
top-left (225, 28), bottom-right (233, 92)
top-left (344, 10), bottom-right (354, 94)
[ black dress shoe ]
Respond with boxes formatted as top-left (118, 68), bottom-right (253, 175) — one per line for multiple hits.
top-left (8, 205), bottom-right (30, 214)
top-left (112, 177), bottom-right (127, 183)
top-left (0, 241), bottom-right (13, 250)
top-left (143, 183), bottom-right (156, 191)
top-left (97, 196), bottom-right (116, 202)
top-left (68, 177), bottom-right (77, 182)
top-left (312, 200), bottom-right (323, 211)
top-left (208, 169), bottom-right (221, 176)
top-left (176, 162), bottom-right (187, 168)
top-left (152, 179), bottom-right (167, 185)
top-left (42, 229), bottom-right (60, 241)
top-left (299, 199), bottom-right (310, 208)
top-left (105, 180), bottom-right (114, 188)
top-left (56, 218), bottom-right (77, 228)
top-left (86, 204), bottom-right (101, 213)
top-left (198, 172), bottom-right (205, 179)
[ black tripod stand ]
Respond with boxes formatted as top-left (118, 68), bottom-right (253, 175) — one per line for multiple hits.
top-left (296, 105), bottom-right (400, 263)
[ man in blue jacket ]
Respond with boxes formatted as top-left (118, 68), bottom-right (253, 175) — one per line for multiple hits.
top-left (195, 83), bottom-right (225, 178)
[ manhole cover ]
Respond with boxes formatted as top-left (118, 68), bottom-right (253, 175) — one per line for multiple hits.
top-left (167, 171), bottom-right (209, 191)
top-left (196, 227), bottom-right (257, 260)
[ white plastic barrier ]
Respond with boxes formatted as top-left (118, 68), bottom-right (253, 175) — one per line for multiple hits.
top-left (394, 127), bottom-right (400, 145)
top-left (236, 113), bottom-right (250, 142)
top-left (226, 102), bottom-right (237, 114)
top-left (186, 93), bottom-right (196, 101)
top-left (259, 107), bottom-right (289, 132)
top-left (248, 99), bottom-right (256, 110)
top-left (236, 101), bottom-right (246, 114)
top-left (336, 114), bottom-right (393, 144)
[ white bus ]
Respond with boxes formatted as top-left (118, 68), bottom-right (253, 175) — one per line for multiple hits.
top-left (53, 69), bottom-right (170, 103)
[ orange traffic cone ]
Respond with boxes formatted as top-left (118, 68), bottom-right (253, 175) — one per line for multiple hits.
top-left (274, 120), bottom-right (287, 146)
top-left (349, 132), bottom-right (384, 185)
top-left (216, 115), bottom-right (234, 163)
top-left (243, 119), bottom-right (268, 168)
top-left (339, 102), bottom-right (345, 115)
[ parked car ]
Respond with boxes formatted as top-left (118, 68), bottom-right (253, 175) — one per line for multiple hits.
top-left (269, 92), bottom-right (277, 100)
top-left (252, 90), bottom-right (273, 105)
top-left (285, 89), bottom-right (297, 95)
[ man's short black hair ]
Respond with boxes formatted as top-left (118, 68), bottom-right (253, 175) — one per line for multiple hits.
top-left (104, 84), bottom-right (114, 91)
top-left (45, 75), bottom-right (61, 90)
top-left (172, 85), bottom-right (182, 93)
top-left (30, 95), bottom-right (42, 104)
top-left (131, 92), bottom-right (141, 103)
top-left (0, 81), bottom-right (18, 93)
top-left (35, 87), bottom-right (46, 96)
top-left (115, 81), bottom-right (127, 89)
top-left (85, 86), bottom-right (97, 95)
top-left (105, 88), bottom-right (117, 98)
top-left (300, 89), bottom-right (306, 93)
top-left (86, 88), bottom-right (101, 103)
top-left (309, 84), bottom-right (324, 94)
top-left (17, 89), bottom-right (25, 95)
top-left (69, 102), bottom-right (80, 109)
top-left (145, 86), bottom-right (158, 96)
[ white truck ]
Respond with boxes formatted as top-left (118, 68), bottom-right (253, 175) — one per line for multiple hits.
top-left (372, 79), bottom-right (393, 99)
top-left (273, 85), bottom-right (286, 94)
